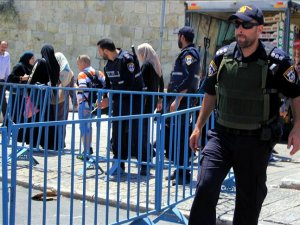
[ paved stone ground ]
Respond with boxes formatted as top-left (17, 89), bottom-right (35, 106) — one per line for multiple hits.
top-left (1, 112), bottom-right (300, 224)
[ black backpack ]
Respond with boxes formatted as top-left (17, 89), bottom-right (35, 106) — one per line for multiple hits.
top-left (83, 70), bottom-right (104, 106)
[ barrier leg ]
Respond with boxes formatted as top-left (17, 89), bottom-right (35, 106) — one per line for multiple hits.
top-left (129, 217), bottom-right (155, 225)
top-left (152, 206), bottom-right (188, 224)
top-left (8, 147), bottom-right (39, 166)
top-left (76, 156), bottom-right (105, 176)
top-left (221, 172), bottom-right (236, 193)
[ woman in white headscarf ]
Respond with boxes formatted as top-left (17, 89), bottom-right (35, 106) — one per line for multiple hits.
top-left (137, 43), bottom-right (164, 114)
top-left (54, 52), bottom-right (77, 121)
top-left (137, 43), bottom-right (164, 160)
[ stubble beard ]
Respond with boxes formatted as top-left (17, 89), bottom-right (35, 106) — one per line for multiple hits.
top-left (178, 40), bottom-right (183, 49)
top-left (236, 32), bottom-right (257, 49)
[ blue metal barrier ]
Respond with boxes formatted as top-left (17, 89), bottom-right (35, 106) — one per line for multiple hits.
top-left (0, 83), bottom-right (227, 225)
top-left (1, 127), bottom-right (9, 225)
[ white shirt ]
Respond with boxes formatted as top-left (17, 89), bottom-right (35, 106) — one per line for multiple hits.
top-left (0, 52), bottom-right (11, 81)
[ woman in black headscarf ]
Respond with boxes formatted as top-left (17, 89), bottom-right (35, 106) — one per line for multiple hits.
top-left (8, 51), bottom-right (36, 143)
top-left (30, 44), bottom-right (61, 150)
top-left (30, 44), bottom-right (60, 86)
top-left (8, 51), bottom-right (35, 125)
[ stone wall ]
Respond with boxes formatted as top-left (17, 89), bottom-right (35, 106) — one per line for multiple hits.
top-left (0, 0), bottom-right (187, 84)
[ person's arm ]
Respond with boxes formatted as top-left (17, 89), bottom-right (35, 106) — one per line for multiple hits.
top-left (5, 54), bottom-right (11, 81)
top-left (156, 75), bottom-right (165, 111)
top-left (169, 89), bottom-right (187, 112)
top-left (68, 76), bottom-right (78, 108)
top-left (189, 93), bottom-right (216, 151)
top-left (288, 96), bottom-right (300, 155)
top-left (7, 64), bottom-right (24, 83)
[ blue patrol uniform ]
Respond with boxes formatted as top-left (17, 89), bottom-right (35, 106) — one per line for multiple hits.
top-left (189, 41), bottom-right (300, 225)
top-left (104, 49), bottom-right (146, 166)
top-left (165, 43), bottom-right (201, 181)
top-left (167, 43), bottom-right (200, 94)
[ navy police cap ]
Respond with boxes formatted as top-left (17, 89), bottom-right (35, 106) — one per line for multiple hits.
top-left (229, 5), bottom-right (264, 25)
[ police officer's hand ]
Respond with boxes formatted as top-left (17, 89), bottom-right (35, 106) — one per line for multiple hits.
top-left (288, 124), bottom-right (300, 155)
top-left (170, 99), bottom-right (180, 112)
top-left (100, 98), bottom-right (109, 109)
top-left (189, 126), bottom-right (202, 152)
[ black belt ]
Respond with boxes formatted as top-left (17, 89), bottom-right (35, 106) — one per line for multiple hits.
top-left (215, 123), bottom-right (261, 136)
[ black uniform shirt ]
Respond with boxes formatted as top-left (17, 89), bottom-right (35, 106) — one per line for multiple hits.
top-left (204, 41), bottom-right (300, 117)
top-left (167, 44), bottom-right (200, 93)
top-left (104, 49), bottom-right (137, 91)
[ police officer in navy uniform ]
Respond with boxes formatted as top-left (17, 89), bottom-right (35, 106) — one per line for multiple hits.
top-left (97, 38), bottom-right (148, 175)
top-left (189, 5), bottom-right (300, 225)
top-left (165, 26), bottom-right (201, 185)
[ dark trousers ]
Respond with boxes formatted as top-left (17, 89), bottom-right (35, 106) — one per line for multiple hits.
top-left (0, 82), bottom-right (8, 124)
top-left (111, 96), bottom-right (147, 164)
top-left (189, 129), bottom-right (272, 225)
top-left (164, 97), bottom-right (192, 176)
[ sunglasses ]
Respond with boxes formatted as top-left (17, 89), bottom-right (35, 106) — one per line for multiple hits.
top-left (234, 21), bottom-right (259, 29)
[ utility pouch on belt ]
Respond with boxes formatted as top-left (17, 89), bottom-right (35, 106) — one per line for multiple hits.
top-left (260, 122), bottom-right (283, 142)
top-left (270, 122), bottom-right (283, 142)
top-left (260, 127), bottom-right (272, 141)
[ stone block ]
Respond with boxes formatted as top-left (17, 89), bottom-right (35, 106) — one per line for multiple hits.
top-left (26, 30), bottom-right (32, 42)
top-left (143, 28), bottom-right (160, 41)
top-left (66, 34), bottom-right (73, 46)
top-left (134, 2), bottom-right (147, 14)
top-left (59, 23), bottom-right (68, 34)
top-left (115, 14), bottom-right (126, 25)
top-left (95, 24), bottom-right (105, 37)
top-left (48, 22), bottom-right (59, 33)
top-left (77, 24), bottom-right (89, 36)
top-left (102, 14), bottom-right (115, 25)
top-left (122, 37), bottom-right (132, 50)
top-left (146, 2), bottom-right (160, 15)
top-left (162, 41), bottom-right (172, 51)
top-left (128, 14), bottom-right (148, 27)
top-left (89, 35), bottom-right (99, 47)
top-left (148, 14), bottom-right (161, 28)
top-left (88, 24), bottom-right (97, 36)
top-left (134, 27), bottom-right (143, 40)
top-left (168, 1), bottom-right (184, 15)
top-left (165, 15), bottom-right (180, 28)
top-left (36, 22), bottom-right (46, 32)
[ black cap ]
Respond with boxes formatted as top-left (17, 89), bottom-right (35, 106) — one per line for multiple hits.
top-left (177, 26), bottom-right (195, 41)
top-left (229, 5), bottom-right (264, 25)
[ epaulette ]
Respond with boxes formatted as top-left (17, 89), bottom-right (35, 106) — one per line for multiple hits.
top-left (269, 47), bottom-right (288, 62)
top-left (216, 45), bottom-right (230, 56)
top-left (124, 53), bottom-right (131, 59)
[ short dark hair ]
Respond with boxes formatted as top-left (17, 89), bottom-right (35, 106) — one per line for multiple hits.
top-left (97, 38), bottom-right (116, 52)
top-left (178, 26), bottom-right (194, 43)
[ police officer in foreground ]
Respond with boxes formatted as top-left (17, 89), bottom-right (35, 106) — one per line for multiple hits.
top-left (97, 38), bottom-right (148, 176)
top-left (165, 26), bottom-right (200, 185)
top-left (189, 5), bottom-right (300, 225)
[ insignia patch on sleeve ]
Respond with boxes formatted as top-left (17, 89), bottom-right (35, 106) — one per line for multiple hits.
top-left (127, 62), bottom-right (135, 73)
top-left (283, 66), bottom-right (296, 83)
top-left (208, 60), bottom-right (217, 77)
top-left (185, 55), bottom-right (193, 66)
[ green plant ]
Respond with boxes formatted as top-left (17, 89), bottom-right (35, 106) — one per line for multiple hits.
top-left (0, 1), bottom-right (19, 23)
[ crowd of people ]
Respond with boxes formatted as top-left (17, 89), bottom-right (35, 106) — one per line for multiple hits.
top-left (2, 5), bottom-right (300, 223)
top-left (1, 29), bottom-right (199, 184)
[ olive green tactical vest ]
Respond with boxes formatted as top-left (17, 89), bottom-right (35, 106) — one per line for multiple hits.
top-left (215, 43), bottom-right (275, 130)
